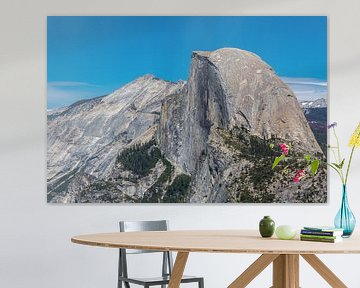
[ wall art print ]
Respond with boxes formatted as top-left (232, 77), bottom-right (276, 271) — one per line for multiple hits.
top-left (47, 16), bottom-right (327, 203)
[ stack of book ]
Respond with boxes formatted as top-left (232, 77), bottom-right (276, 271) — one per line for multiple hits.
top-left (300, 226), bottom-right (344, 243)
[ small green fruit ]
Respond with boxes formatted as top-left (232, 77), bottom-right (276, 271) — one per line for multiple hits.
top-left (275, 225), bottom-right (297, 240)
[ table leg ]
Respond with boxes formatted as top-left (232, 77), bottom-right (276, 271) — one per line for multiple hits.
top-left (301, 254), bottom-right (347, 288)
top-left (272, 254), bottom-right (299, 288)
top-left (229, 253), bottom-right (348, 288)
top-left (168, 252), bottom-right (189, 288)
top-left (228, 254), bottom-right (279, 288)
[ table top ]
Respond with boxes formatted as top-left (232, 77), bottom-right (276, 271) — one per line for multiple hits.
top-left (71, 230), bottom-right (360, 254)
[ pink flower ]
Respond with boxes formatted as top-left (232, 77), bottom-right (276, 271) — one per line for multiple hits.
top-left (293, 170), bottom-right (305, 182)
top-left (279, 143), bottom-right (289, 155)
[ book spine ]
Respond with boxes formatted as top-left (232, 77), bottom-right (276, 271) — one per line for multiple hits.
top-left (300, 234), bottom-right (337, 240)
top-left (300, 230), bottom-right (336, 236)
top-left (300, 237), bottom-right (337, 243)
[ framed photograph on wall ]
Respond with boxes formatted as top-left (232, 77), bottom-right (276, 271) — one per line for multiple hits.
top-left (47, 16), bottom-right (327, 203)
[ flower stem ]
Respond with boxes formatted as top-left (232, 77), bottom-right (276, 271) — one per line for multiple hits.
top-left (333, 127), bottom-right (342, 162)
top-left (327, 163), bottom-right (345, 184)
top-left (332, 127), bottom-right (345, 183)
top-left (330, 147), bottom-right (339, 165)
top-left (345, 145), bottom-right (356, 185)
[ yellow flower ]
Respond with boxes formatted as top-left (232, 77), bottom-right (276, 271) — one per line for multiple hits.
top-left (349, 122), bottom-right (360, 147)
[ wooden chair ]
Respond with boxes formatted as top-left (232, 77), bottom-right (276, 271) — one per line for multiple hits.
top-left (118, 220), bottom-right (204, 288)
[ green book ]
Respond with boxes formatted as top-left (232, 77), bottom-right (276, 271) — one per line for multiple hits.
top-left (300, 236), bottom-right (342, 243)
top-left (300, 234), bottom-right (339, 240)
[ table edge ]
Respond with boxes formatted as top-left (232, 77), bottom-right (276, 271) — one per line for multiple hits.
top-left (71, 235), bottom-right (360, 255)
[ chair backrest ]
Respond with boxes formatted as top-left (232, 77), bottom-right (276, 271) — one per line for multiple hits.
top-left (119, 220), bottom-right (169, 254)
top-left (118, 220), bottom-right (174, 284)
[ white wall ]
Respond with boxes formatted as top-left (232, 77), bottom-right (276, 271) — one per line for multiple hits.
top-left (1, 0), bottom-right (360, 287)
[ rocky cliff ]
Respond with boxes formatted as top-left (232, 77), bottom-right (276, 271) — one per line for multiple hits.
top-left (158, 48), bottom-right (324, 202)
top-left (47, 75), bottom-right (185, 202)
top-left (47, 48), bottom-right (326, 203)
top-left (159, 49), bottom-right (321, 170)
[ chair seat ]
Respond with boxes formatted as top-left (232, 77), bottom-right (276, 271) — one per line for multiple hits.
top-left (119, 274), bottom-right (203, 286)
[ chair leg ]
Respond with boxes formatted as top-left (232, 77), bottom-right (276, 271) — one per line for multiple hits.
top-left (199, 278), bottom-right (204, 288)
top-left (118, 249), bottom-right (122, 288)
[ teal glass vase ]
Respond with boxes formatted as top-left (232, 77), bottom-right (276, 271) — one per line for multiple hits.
top-left (334, 185), bottom-right (356, 237)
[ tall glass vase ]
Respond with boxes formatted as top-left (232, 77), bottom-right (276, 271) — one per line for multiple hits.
top-left (334, 185), bottom-right (356, 237)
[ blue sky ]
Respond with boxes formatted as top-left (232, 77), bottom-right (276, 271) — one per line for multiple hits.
top-left (47, 16), bottom-right (327, 109)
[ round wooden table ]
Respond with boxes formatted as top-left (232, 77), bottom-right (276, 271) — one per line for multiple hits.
top-left (72, 230), bottom-right (360, 288)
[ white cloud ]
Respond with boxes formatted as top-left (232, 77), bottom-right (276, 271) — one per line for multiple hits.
top-left (47, 82), bottom-right (110, 109)
top-left (48, 81), bottom-right (103, 88)
top-left (281, 77), bottom-right (327, 101)
top-left (281, 77), bottom-right (327, 86)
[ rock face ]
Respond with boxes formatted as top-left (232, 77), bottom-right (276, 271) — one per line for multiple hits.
top-left (159, 49), bottom-right (321, 172)
top-left (47, 75), bottom-right (184, 202)
top-left (157, 48), bottom-right (324, 203)
top-left (47, 48), bottom-right (326, 203)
